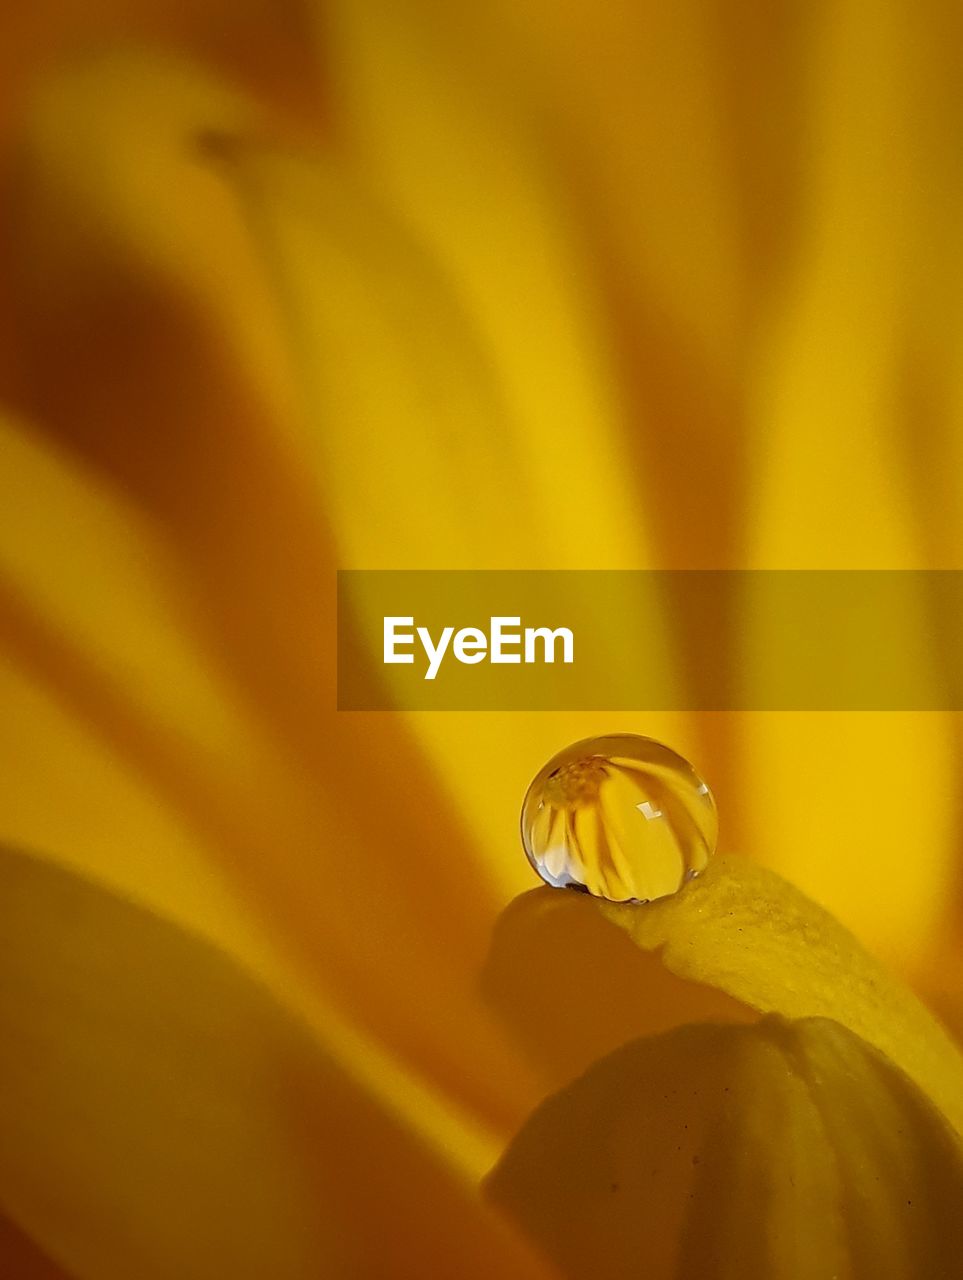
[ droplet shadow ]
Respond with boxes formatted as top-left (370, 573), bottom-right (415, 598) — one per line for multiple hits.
top-left (480, 884), bottom-right (756, 1094)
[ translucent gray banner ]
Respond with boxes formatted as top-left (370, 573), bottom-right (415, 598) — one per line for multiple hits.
top-left (337, 570), bottom-right (963, 710)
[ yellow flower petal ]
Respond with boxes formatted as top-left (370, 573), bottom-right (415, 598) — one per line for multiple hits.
top-left (482, 884), bottom-right (756, 1093)
top-left (736, 712), bottom-right (958, 977)
top-left (325, 0), bottom-right (744, 565)
top-left (317, 1), bottom-right (650, 572)
top-left (746, 0), bottom-right (957, 572)
top-left (210, 129), bottom-right (700, 913)
top-left (488, 1015), bottom-right (963, 1280)
top-left (0, 59), bottom-right (547, 1143)
top-left (599, 856), bottom-right (963, 1136)
top-left (0, 1209), bottom-right (73, 1280)
top-left (0, 847), bottom-right (551, 1280)
top-left (0, 410), bottom-right (289, 952)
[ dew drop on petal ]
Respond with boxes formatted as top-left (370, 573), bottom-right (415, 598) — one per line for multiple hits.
top-left (520, 734), bottom-right (718, 904)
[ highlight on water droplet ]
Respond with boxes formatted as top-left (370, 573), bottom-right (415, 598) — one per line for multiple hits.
top-left (520, 734), bottom-right (717, 904)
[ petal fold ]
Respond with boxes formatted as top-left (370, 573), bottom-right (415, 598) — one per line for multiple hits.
top-left (488, 1015), bottom-right (963, 1280)
top-left (0, 847), bottom-right (550, 1280)
top-left (599, 855), bottom-right (963, 1135)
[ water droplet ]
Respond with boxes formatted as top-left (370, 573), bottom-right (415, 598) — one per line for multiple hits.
top-left (520, 734), bottom-right (717, 903)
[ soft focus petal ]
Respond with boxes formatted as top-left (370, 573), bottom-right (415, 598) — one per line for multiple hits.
top-left (0, 409), bottom-right (295, 953)
top-left (745, 0), bottom-right (963, 571)
top-left (324, 0), bottom-right (746, 564)
top-left (3, 16), bottom-right (963, 1265)
top-left (0, 1210), bottom-right (75, 1280)
top-left (320, 0), bottom-right (649, 572)
top-left (0, 847), bottom-right (552, 1280)
top-left (0, 52), bottom-right (551, 1144)
top-left (304, 0), bottom-right (963, 980)
top-left (0, 0), bottom-right (320, 155)
top-left (488, 1015), bottom-right (963, 1280)
top-left (737, 712), bottom-right (959, 978)
top-left (600, 857), bottom-right (963, 1135)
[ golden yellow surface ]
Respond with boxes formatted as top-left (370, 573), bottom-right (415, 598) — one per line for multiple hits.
top-left (1, 3), bottom-right (963, 1277)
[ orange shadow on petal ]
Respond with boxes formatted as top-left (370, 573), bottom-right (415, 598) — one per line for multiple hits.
top-left (481, 886), bottom-right (757, 1095)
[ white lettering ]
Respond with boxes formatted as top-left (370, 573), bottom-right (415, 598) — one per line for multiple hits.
top-left (524, 626), bottom-right (574, 664)
top-left (453, 627), bottom-right (487, 664)
top-left (384, 617), bottom-right (574, 678)
top-left (490, 616), bottom-right (522, 663)
top-left (384, 617), bottom-right (415, 664)
top-left (418, 625), bottom-right (454, 681)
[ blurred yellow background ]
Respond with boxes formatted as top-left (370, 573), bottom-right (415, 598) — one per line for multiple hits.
top-left (1, 1), bottom-right (963, 1274)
